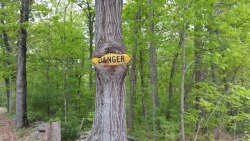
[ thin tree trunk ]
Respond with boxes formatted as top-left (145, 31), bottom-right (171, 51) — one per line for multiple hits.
top-left (1, 2), bottom-right (13, 113)
top-left (166, 52), bottom-right (179, 120)
top-left (87, 1), bottom-right (95, 110)
top-left (63, 61), bottom-right (68, 123)
top-left (2, 26), bottom-right (13, 52)
top-left (76, 74), bottom-right (82, 114)
top-left (16, 0), bottom-right (30, 128)
top-left (46, 49), bottom-right (51, 117)
top-left (194, 22), bottom-right (205, 133)
top-left (140, 50), bottom-right (148, 127)
top-left (88, 0), bottom-right (127, 140)
top-left (211, 64), bottom-right (217, 83)
top-left (4, 78), bottom-right (12, 113)
top-left (46, 24), bottom-right (53, 118)
top-left (128, 6), bottom-right (141, 134)
top-left (180, 25), bottom-right (186, 141)
top-left (61, 1), bottom-right (70, 123)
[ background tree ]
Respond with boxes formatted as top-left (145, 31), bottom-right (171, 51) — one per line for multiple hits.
top-left (1, 1), bottom-right (14, 113)
top-left (128, 1), bottom-right (141, 133)
top-left (16, 0), bottom-right (31, 128)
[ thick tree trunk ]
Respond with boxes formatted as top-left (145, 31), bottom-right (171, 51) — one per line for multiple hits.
top-left (148, 0), bottom-right (159, 108)
top-left (88, 0), bottom-right (127, 140)
top-left (46, 122), bottom-right (61, 141)
top-left (128, 7), bottom-right (141, 134)
top-left (16, 0), bottom-right (30, 128)
top-left (148, 0), bottom-right (158, 139)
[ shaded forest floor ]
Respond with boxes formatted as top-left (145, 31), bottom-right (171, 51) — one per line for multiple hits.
top-left (0, 108), bottom-right (35, 141)
top-left (0, 107), bottom-right (249, 141)
top-left (0, 108), bottom-right (80, 141)
top-left (0, 107), bottom-right (17, 141)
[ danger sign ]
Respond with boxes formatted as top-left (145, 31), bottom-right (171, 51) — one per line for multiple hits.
top-left (91, 53), bottom-right (132, 66)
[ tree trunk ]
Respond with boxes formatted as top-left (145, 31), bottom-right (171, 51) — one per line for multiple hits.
top-left (46, 122), bottom-right (61, 141)
top-left (211, 63), bottom-right (217, 84)
top-left (4, 78), bottom-right (12, 113)
top-left (87, 1), bottom-right (95, 110)
top-left (140, 50), bottom-right (148, 128)
top-left (194, 20), bottom-right (205, 133)
top-left (148, 0), bottom-right (158, 139)
top-left (16, 0), bottom-right (30, 128)
top-left (148, 0), bottom-right (159, 108)
top-left (88, 0), bottom-right (127, 140)
top-left (166, 52), bottom-right (178, 120)
top-left (128, 6), bottom-right (141, 134)
top-left (63, 61), bottom-right (68, 123)
top-left (61, 1), bottom-right (70, 123)
top-left (46, 50), bottom-right (51, 117)
top-left (1, 2), bottom-right (13, 113)
top-left (180, 25), bottom-right (186, 141)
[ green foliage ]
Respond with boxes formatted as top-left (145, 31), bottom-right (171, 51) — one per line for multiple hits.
top-left (1, 0), bottom-right (250, 140)
top-left (158, 116), bottom-right (180, 141)
top-left (0, 85), bottom-right (7, 107)
top-left (242, 131), bottom-right (250, 141)
top-left (61, 120), bottom-right (80, 140)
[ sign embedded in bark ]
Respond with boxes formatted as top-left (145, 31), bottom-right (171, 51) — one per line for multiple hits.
top-left (91, 53), bottom-right (131, 66)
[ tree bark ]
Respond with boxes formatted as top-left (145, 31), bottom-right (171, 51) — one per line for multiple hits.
top-left (46, 122), bottom-right (61, 141)
top-left (148, 0), bottom-right (159, 108)
top-left (16, 0), bottom-right (30, 128)
top-left (148, 0), bottom-right (158, 139)
top-left (88, 0), bottom-right (127, 140)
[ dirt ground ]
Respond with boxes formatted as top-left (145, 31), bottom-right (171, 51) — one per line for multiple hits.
top-left (0, 107), bottom-right (17, 141)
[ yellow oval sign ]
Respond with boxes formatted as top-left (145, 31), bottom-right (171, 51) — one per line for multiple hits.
top-left (91, 53), bottom-right (132, 66)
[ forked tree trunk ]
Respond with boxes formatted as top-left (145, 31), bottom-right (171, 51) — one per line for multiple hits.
top-left (88, 0), bottom-right (127, 140)
top-left (16, 0), bottom-right (30, 128)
